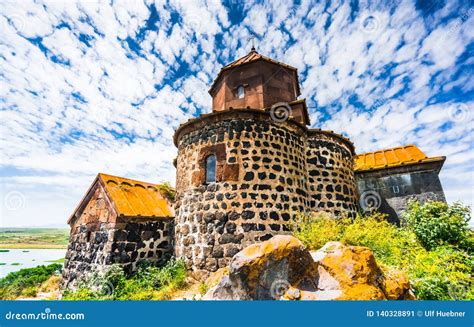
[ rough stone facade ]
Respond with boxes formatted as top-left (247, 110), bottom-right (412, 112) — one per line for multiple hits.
top-left (173, 110), bottom-right (359, 278)
top-left (62, 175), bottom-right (174, 287)
top-left (307, 131), bottom-right (359, 217)
top-left (355, 161), bottom-right (446, 225)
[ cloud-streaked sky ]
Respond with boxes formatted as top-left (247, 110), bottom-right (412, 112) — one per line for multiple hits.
top-left (1, 0), bottom-right (472, 227)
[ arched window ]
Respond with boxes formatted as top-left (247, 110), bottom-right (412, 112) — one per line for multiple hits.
top-left (205, 155), bottom-right (217, 184)
top-left (237, 85), bottom-right (245, 99)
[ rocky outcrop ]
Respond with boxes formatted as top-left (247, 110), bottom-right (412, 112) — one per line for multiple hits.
top-left (204, 236), bottom-right (415, 300)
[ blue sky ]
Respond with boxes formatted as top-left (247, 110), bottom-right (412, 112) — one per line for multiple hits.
top-left (0, 0), bottom-right (472, 227)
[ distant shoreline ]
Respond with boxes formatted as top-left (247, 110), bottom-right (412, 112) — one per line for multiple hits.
top-left (0, 228), bottom-right (69, 250)
top-left (0, 244), bottom-right (67, 249)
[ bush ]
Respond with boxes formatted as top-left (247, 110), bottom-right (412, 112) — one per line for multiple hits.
top-left (0, 263), bottom-right (62, 299)
top-left (403, 201), bottom-right (471, 250)
top-left (291, 212), bottom-right (345, 250)
top-left (62, 258), bottom-right (187, 301)
top-left (407, 246), bottom-right (473, 300)
top-left (293, 209), bottom-right (473, 300)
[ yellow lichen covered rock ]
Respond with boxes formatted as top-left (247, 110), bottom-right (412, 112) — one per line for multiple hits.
top-left (205, 267), bottom-right (229, 289)
top-left (204, 235), bottom-right (317, 300)
top-left (382, 269), bottom-right (416, 300)
top-left (204, 237), bottom-right (415, 300)
top-left (311, 241), bottom-right (385, 300)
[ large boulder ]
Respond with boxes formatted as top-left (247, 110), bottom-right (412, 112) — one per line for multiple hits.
top-left (204, 235), bottom-right (317, 300)
top-left (204, 237), bottom-right (415, 300)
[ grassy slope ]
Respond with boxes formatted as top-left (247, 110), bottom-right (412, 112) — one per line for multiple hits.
top-left (0, 228), bottom-right (69, 249)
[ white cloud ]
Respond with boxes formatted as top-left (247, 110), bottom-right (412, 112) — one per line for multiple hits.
top-left (0, 0), bottom-right (472, 227)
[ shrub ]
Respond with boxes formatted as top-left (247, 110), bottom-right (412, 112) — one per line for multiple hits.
top-left (291, 212), bottom-right (345, 250)
top-left (293, 209), bottom-right (474, 300)
top-left (403, 201), bottom-right (471, 250)
top-left (407, 246), bottom-right (473, 300)
top-left (159, 182), bottom-right (176, 201)
top-left (62, 258), bottom-right (187, 301)
top-left (0, 263), bottom-right (62, 299)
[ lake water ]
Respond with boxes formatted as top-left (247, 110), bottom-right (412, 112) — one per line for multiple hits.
top-left (0, 249), bottom-right (66, 278)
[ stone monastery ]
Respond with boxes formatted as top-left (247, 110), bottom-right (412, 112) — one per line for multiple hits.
top-left (63, 48), bottom-right (446, 285)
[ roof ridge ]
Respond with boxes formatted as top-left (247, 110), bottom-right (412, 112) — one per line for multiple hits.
top-left (355, 144), bottom-right (425, 156)
top-left (221, 49), bottom-right (297, 71)
top-left (98, 172), bottom-right (160, 187)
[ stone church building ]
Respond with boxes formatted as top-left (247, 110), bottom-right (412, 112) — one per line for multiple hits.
top-left (63, 49), bottom-right (446, 285)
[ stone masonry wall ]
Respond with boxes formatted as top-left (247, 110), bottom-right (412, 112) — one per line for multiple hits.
top-left (63, 219), bottom-right (173, 287)
top-left (356, 165), bottom-right (446, 224)
top-left (62, 185), bottom-right (174, 288)
top-left (306, 131), bottom-right (359, 218)
top-left (174, 117), bottom-right (308, 279)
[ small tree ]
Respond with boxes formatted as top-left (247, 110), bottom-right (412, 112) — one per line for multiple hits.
top-left (403, 200), bottom-right (471, 250)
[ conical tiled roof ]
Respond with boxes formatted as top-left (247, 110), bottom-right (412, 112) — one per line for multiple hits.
top-left (209, 49), bottom-right (301, 96)
top-left (221, 48), bottom-right (298, 71)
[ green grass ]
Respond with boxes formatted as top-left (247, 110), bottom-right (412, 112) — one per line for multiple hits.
top-left (63, 258), bottom-right (187, 300)
top-left (46, 258), bottom-right (65, 263)
top-left (0, 228), bottom-right (69, 249)
top-left (0, 263), bottom-right (62, 299)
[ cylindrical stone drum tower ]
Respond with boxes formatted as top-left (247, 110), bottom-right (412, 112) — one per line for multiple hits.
top-left (174, 111), bottom-right (309, 278)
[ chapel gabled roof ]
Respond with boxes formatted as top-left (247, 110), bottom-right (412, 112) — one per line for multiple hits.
top-left (98, 173), bottom-right (173, 218)
top-left (354, 144), bottom-right (445, 172)
top-left (67, 173), bottom-right (174, 225)
top-left (209, 48), bottom-right (301, 96)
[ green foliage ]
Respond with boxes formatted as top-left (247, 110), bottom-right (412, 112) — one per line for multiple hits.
top-left (291, 212), bottom-right (345, 250)
top-left (293, 207), bottom-right (473, 300)
top-left (199, 282), bottom-right (209, 296)
top-left (159, 182), bottom-right (176, 201)
top-left (62, 258), bottom-right (187, 301)
top-left (0, 263), bottom-right (62, 299)
top-left (403, 201), bottom-right (472, 250)
top-left (407, 246), bottom-right (473, 300)
top-left (62, 288), bottom-right (96, 300)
